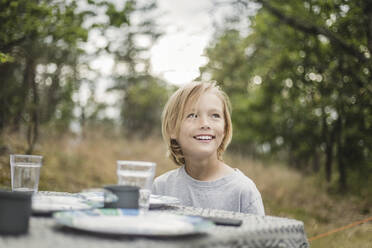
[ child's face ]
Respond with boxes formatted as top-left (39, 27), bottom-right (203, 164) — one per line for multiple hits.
top-left (176, 90), bottom-right (225, 161)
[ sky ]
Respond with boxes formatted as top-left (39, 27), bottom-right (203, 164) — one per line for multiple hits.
top-left (150, 0), bottom-right (256, 86)
top-left (150, 0), bottom-right (215, 86)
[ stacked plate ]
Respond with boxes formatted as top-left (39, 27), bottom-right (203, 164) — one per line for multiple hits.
top-left (32, 191), bottom-right (210, 236)
top-left (53, 208), bottom-right (213, 236)
top-left (32, 192), bottom-right (96, 214)
top-left (32, 191), bottom-right (181, 214)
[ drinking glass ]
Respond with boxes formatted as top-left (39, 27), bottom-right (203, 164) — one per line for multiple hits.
top-left (10, 154), bottom-right (43, 193)
top-left (116, 160), bottom-right (156, 213)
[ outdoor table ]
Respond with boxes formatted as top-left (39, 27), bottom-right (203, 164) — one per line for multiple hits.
top-left (0, 204), bottom-right (309, 248)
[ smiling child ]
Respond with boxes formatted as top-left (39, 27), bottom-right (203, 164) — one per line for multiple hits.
top-left (152, 81), bottom-right (264, 215)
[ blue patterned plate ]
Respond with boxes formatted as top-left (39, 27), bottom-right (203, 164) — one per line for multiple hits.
top-left (53, 208), bottom-right (213, 236)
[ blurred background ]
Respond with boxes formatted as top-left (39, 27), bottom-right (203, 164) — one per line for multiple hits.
top-left (0, 0), bottom-right (371, 246)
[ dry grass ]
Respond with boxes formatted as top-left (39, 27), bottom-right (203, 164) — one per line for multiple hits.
top-left (0, 128), bottom-right (175, 192)
top-left (0, 128), bottom-right (371, 247)
top-left (224, 154), bottom-right (372, 247)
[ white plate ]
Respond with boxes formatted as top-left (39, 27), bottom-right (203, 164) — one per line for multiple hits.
top-left (32, 191), bottom-right (97, 214)
top-left (33, 191), bottom-right (180, 214)
top-left (150, 194), bottom-right (180, 209)
top-left (53, 209), bottom-right (213, 236)
top-left (78, 191), bottom-right (180, 209)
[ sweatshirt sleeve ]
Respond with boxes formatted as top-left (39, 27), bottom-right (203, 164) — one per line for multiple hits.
top-left (243, 194), bottom-right (265, 216)
top-left (152, 176), bottom-right (162, 195)
top-left (239, 178), bottom-right (265, 215)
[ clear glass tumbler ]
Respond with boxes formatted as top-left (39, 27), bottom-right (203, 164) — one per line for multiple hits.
top-left (10, 154), bottom-right (43, 193)
top-left (116, 160), bottom-right (156, 213)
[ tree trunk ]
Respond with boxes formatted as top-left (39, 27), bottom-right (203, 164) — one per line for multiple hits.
top-left (43, 65), bottom-right (61, 123)
top-left (12, 58), bottom-right (32, 131)
top-left (80, 105), bottom-right (86, 139)
top-left (312, 149), bottom-right (320, 173)
top-left (325, 143), bottom-right (333, 182)
top-left (26, 60), bottom-right (38, 155)
top-left (336, 116), bottom-right (347, 192)
top-left (322, 109), bottom-right (334, 182)
top-left (364, 1), bottom-right (372, 54)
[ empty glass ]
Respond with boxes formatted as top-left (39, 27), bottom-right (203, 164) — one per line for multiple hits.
top-left (116, 160), bottom-right (156, 213)
top-left (10, 154), bottom-right (43, 193)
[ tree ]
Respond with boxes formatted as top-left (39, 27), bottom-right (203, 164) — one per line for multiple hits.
top-left (105, 0), bottom-right (170, 137)
top-left (0, 0), bottom-right (92, 152)
top-left (0, 0), bottom-right (133, 152)
top-left (201, 0), bottom-right (372, 192)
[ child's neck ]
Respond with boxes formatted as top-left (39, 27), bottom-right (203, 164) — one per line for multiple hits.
top-left (184, 157), bottom-right (234, 181)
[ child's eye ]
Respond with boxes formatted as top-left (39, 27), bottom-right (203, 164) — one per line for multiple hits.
top-left (187, 113), bottom-right (197, 118)
top-left (212, 113), bottom-right (221, 118)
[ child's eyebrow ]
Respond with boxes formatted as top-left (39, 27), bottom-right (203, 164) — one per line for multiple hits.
top-left (185, 108), bottom-right (196, 112)
top-left (208, 108), bottom-right (223, 112)
top-left (186, 108), bottom-right (222, 112)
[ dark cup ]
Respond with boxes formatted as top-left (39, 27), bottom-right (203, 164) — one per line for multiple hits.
top-left (103, 185), bottom-right (139, 209)
top-left (0, 190), bottom-right (32, 235)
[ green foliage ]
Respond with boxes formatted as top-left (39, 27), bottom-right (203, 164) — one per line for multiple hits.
top-left (106, 1), bottom-right (132, 27)
top-left (0, 52), bottom-right (14, 63)
top-left (0, 0), bottom-right (93, 138)
top-left (122, 77), bottom-right (171, 137)
top-left (201, 0), bottom-right (372, 193)
top-left (0, 0), bottom-right (152, 146)
top-left (105, 0), bottom-right (166, 136)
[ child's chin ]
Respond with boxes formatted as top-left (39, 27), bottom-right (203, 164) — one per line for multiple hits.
top-left (189, 149), bottom-right (217, 159)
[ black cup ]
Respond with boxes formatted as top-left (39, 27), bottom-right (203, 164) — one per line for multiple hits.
top-left (103, 185), bottom-right (139, 209)
top-left (0, 190), bottom-right (32, 235)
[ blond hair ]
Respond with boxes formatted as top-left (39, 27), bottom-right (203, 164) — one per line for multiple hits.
top-left (161, 81), bottom-right (233, 165)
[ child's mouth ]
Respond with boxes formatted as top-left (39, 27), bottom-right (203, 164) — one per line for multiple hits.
top-left (193, 135), bottom-right (215, 141)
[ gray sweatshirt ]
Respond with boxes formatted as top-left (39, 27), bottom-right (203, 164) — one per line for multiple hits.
top-left (152, 166), bottom-right (265, 215)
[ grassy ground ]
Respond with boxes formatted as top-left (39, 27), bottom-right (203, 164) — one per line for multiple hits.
top-left (0, 129), bottom-right (371, 247)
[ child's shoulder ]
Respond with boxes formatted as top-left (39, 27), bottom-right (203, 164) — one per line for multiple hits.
top-left (230, 169), bottom-right (259, 190)
top-left (154, 166), bottom-right (183, 183)
top-left (153, 167), bottom-right (184, 194)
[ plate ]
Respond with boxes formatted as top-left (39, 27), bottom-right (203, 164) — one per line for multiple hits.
top-left (150, 194), bottom-right (180, 209)
top-left (78, 190), bottom-right (118, 204)
top-left (78, 191), bottom-right (180, 209)
top-left (53, 208), bottom-right (213, 236)
top-left (32, 191), bottom-right (98, 214)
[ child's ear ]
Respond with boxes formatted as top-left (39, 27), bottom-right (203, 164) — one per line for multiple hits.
top-left (170, 131), bottom-right (176, 140)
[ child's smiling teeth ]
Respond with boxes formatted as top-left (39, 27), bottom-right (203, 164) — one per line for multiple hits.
top-left (194, 135), bottom-right (215, 140)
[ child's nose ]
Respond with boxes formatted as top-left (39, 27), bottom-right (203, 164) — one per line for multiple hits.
top-left (199, 115), bottom-right (210, 129)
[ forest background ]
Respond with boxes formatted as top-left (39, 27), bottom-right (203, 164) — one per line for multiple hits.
top-left (0, 0), bottom-right (371, 247)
